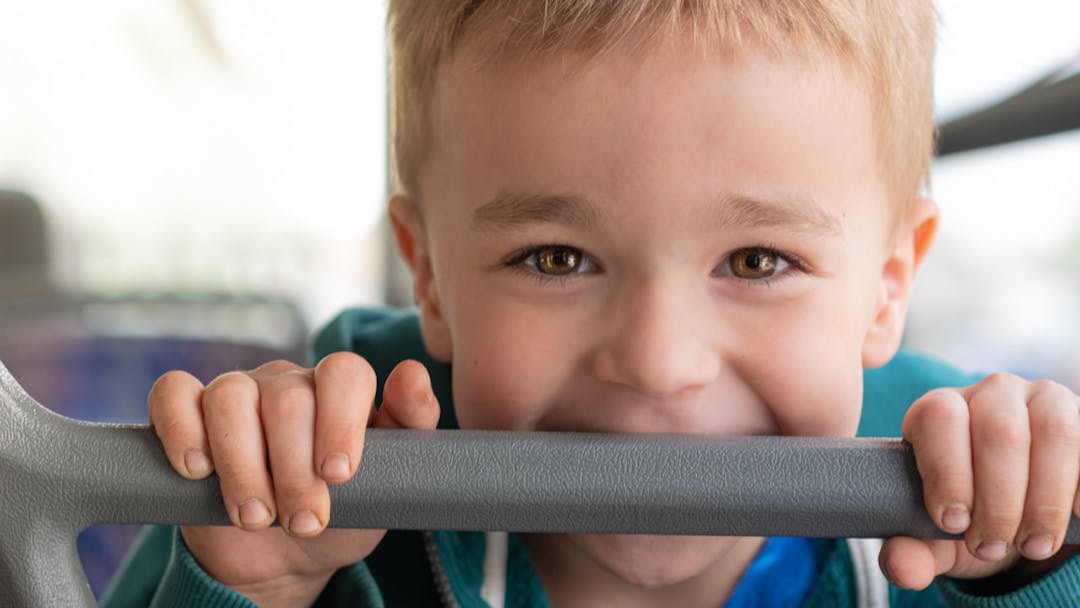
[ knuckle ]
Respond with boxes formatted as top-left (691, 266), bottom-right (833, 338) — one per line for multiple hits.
top-left (903, 392), bottom-right (965, 438)
top-left (410, 382), bottom-right (437, 408)
top-left (318, 351), bottom-right (376, 384)
top-left (329, 419), bottom-right (366, 446)
top-left (979, 372), bottom-right (1022, 391)
top-left (921, 386), bottom-right (960, 403)
top-left (1026, 503), bottom-right (1074, 528)
top-left (274, 480), bottom-right (321, 505)
top-left (909, 393), bottom-right (964, 426)
top-left (976, 410), bottom-right (1029, 446)
top-left (1030, 407), bottom-right (1080, 446)
top-left (151, 370), bottom-right (199, 398)
top-left (1029, 379), bottom-right (1066, 397)
top-left (975, 510), bottom-right (1021, 537)
top-left (254, 359), bottom-right (303, 375)
top-left (202, 372), bottom-right (259, 411)
top-left (262, 381), bottom-right (316, 420)
top-left (157, 414), bottom-right (196, 442)
top-left (395, 358), bottom-right (428, 377)
top-left (220, 471), bottom-right (270, 500)
top-left (149, 404), bottom-right (198, 443)
top-left (926, 472), bottom-right (970, 499)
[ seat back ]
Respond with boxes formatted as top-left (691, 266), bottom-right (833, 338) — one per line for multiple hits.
top-left (0, 293), bottom-right (307, 598)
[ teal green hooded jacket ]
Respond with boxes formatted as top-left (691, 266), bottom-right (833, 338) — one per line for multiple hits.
top-left (102, 308), bottom-right (1080, 607)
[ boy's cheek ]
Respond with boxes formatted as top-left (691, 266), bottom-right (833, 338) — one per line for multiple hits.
top-left (449, 326), bottom-right (568, 430)
top-left (734, 297), bottom-right (869, 435)
top-left (750, 345), bottom-right (864, 437)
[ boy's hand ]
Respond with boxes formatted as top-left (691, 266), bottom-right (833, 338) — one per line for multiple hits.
top-left (148, 354), bottom-right (440, 608)
top-left (881, 373), bottom-right (1080, 591)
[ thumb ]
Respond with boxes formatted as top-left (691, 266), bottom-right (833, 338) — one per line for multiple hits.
top-left (374, 359), bottom-right (441, 430)
top-left (879, 537), bottom-right (963, 590)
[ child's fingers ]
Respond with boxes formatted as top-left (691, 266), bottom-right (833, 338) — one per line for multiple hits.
top-left (1016, 381), bottom-right (1080, 560)
top-left (902, 388), bottom-right (974, 535)
top-left (259, 367), bottom-right (332, 538)
top-left (375, 359), bottom-right (441, 430)
top-left (312, 352), bottom-right (378, 485)
top-left (148, 370), bottom-right (213, 479)
top-left (201, 372), bottom-right (277, 531)
top-left (965, 373), bottom-right (1031, 561)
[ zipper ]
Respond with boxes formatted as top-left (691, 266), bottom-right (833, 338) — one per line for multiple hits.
top-left (424, 530), bottom-right (461, 608)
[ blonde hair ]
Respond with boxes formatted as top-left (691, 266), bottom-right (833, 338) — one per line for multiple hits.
top-left (388, 0), bottom-right (936, 212)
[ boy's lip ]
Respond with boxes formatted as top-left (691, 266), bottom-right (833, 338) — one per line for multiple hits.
top-left (524, 393), bottom-right (780, 436)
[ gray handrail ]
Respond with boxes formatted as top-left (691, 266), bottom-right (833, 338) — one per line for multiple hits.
top-left (2, 361), bottom-right (1078, 607)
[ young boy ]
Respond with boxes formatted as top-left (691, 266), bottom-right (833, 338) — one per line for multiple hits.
top-left (104, 1), bottom-right (1080, 606)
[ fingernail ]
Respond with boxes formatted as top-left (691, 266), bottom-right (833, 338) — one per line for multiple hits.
top-left (322, 452), bottom-right (350, 480)
top-left (941, 504), bottom-right (970, 533)
top-left (238, 499), bottom-right (271, 527)
top-left (288, 510), bottom-right (321, 536)
top-left (975, 541), bottom-right (1008, 562)
top-left (183, 449), bottom-right (211, 477)
top-left (1022, 535), bottom-right (1055, 560)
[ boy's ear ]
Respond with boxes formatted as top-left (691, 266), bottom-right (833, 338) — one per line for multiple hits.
top-left (861, 198), bottom-right (939, 368)
top-left (388, 195), bottom-right (454, 362)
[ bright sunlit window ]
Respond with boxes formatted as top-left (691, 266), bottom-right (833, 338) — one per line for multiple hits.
top-left (907, 0), bottom-right (1080, 388)
top-left (0, 0), bottom-right (390, 326)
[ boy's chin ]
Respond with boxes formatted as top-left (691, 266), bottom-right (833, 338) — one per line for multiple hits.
top-left (571, 533), bottom-right (756, 590)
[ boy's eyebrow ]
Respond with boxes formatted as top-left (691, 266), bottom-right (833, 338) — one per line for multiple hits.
top-left (716, 194), bottom-right (844, 237)
top-left (471, 191), bottom-right (603, 231)
top-left (470, 190), bottom-right (843, 237)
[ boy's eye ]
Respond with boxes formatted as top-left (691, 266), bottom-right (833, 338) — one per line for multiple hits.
top-left (504, 244), bottom-right (598, 280)
top-left (533, 246), bottom-right (583, 275)
top-left (730, 248), bottom-right (777, 279)
top-left (724, 247), bottom-right (789, 280)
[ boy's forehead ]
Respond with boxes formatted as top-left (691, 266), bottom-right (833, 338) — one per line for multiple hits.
top-left (442, 23), bottom-right (851, 85)
top-left (427, 34), bottom-right (880, 184)
top-left (393, 1), bottom-right (935, 225)
top-left (417, 35), bottom-right (895, 251)
top-left (428, 29), bottom-right (874, 161)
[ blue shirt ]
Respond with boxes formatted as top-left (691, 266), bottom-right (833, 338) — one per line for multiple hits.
top-left (725, 537), bottom-right (819, 608)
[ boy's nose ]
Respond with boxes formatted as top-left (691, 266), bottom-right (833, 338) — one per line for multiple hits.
top-left (592, 283), bottom-right (721, 398)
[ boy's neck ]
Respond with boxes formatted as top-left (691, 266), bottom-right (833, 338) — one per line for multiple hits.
top-left (522, 533), bottom-right (766, 608)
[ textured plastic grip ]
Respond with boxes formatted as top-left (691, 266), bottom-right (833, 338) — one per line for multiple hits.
top-left (2, 361), bottom-right (1079, 607)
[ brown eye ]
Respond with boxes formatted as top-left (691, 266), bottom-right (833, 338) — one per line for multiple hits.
top-left (729, 248), bottom-right (779, 279)
top-left (535, 246), bottom-right (581, 275)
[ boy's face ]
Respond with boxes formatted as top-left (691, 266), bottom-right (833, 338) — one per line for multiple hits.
top-left (394, 37), bottom-right (929, 589)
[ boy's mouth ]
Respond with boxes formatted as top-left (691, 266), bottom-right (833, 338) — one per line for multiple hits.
top-left (531, 414), bottom-right (776, 438)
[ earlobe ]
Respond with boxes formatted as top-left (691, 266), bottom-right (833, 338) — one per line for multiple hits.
top-left (388, 196), bottom-right (454, 362)
top-left (861, 199), bottom-right (939, 368)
